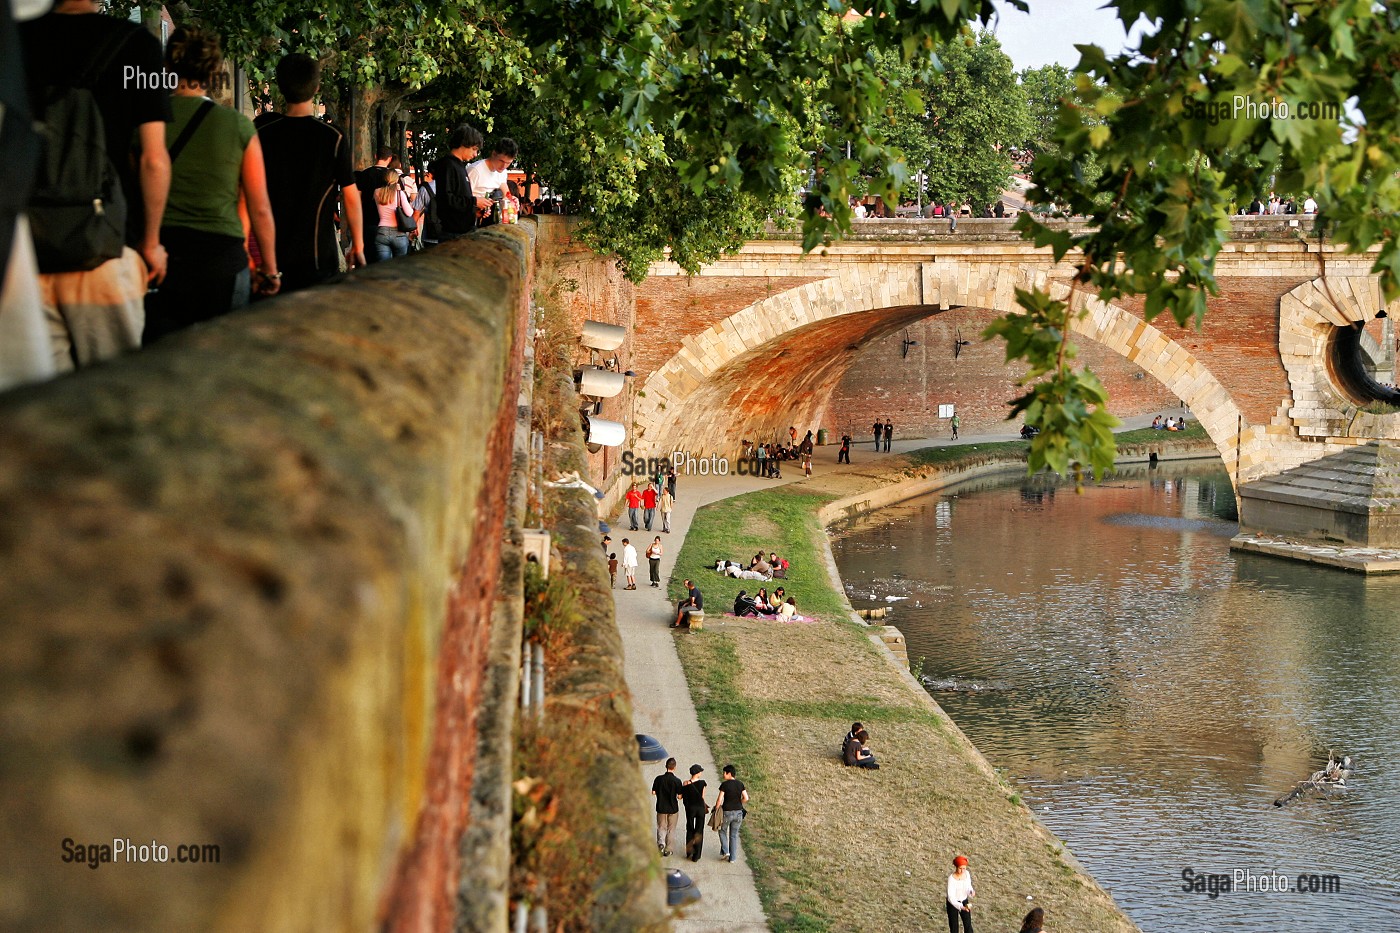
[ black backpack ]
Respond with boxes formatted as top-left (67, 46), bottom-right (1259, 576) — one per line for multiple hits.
top-left (28, 28), bottom-right (134, 273)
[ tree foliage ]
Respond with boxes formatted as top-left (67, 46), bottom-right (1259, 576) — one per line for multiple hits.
top-left (920, 31), bottom-right (1030, 209)
top-left (1003, 0), bottom-right (1400, 480)
top-left (109, 0), bottom-right (1400, 480)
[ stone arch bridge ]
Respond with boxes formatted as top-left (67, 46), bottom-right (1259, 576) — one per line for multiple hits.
top-left (627, 219), bottom-right (1399, 494)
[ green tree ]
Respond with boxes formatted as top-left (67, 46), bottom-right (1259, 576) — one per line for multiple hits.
top-left (997, 0), bottom-right (1400, 481)
top-left (921, 31), bottom-right (1029, 211)
top-left (111, 0), bottom-right (1400, 480)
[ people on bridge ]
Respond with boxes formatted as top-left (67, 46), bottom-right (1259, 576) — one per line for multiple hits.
top-left (21, 0), bottom-right (172, 369)
top-left (256, 53), bottom-right (366, 292)
top-left (145, 27), bottom-right (280, 343)
top-left (425, 124), bottom-right (484, 243)
top-left (467, 138), bottom-right (518, 226)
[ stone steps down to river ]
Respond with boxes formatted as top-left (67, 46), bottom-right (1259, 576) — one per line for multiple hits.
top-left (1239, 441), bottom-right (1400, 548)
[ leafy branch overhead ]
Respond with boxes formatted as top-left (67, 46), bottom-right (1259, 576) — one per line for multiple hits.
top-left (118, 0), bottom-right (1398, 479)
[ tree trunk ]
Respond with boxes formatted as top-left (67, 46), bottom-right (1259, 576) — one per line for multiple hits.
top-left (348, 85), bottom-right (388, 172)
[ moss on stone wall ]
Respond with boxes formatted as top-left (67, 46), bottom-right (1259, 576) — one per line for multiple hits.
top-left (0, 227), bottom-right (533, 933)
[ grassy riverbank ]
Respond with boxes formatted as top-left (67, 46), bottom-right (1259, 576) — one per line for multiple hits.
top-left (665, 436), bottom-right (1198, 932)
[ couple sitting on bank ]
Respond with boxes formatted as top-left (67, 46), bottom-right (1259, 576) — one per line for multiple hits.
top-left (1151, 415), bottom-right (1189, 431)
top-left (841, 722), bottom-right (880, 770)
top-left (733, 586), bottom-right (799, 620)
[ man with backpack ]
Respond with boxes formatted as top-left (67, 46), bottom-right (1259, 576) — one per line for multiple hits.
top-left (21, 0), bottom-right (171, 370)
top-left (256, 53), bottom-right (366, 292)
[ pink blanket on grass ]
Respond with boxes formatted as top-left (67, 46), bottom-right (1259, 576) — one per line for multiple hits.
top-left (722, 612), bottom-right (817, 624)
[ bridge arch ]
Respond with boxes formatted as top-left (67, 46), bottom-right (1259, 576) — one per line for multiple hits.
top-left (631, 261), bottom-right (1245, 474)
top-left (1278, 275), bottom-right (1400, 440)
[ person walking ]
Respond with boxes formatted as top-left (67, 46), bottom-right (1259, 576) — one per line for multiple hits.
top-left (620, 538), bottom-right (638, 590)
top-left (883, 419), bottom-right (893, 453)
top-left (872, 418), bottom-right (883, 451)
top-left (625, 484), bottom-right (642, 530)
top-left (715, 763), bottom-right (748, 862)
top-left (646, 536), bottom-right (663, 588)
top-left (680, 764), bottom-right (709, 861)
top-left (650, 757), bottom-right (683, 857)
top-left (659, 486), bottom-right (674, 533)
top-left (642, 483), bottom-right (658, 531)
top-left (838, 433), bottom-right (851, 464)
top-left (946, 854), bottom-right (975, 933)
top-left (145, 27), bottom-right (280, 343)
top-left (951, 413), bottom-right (960, 440)
top-left (666, 466), bottom-right (677, 500)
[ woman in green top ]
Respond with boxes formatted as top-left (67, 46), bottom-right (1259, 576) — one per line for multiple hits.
top-left (144, 27), bottom-right (279, 344)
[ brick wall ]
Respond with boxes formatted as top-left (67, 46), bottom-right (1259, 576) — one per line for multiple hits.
top-left (827, 307), bottom-right (1178, 441)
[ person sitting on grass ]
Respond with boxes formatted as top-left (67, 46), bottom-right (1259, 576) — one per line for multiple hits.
top-left (777, 596), bottom-right (798, 620)
top-left (733, 590), bottom-right (759, 617)
top-left (770, 586), bottom-right (787, 610)
top-left (841, 722), bottom-right (864, 762)
top-left (840, 722), bottom-right (873, 767)
top-left (753, 587), bottom-right (774, 614)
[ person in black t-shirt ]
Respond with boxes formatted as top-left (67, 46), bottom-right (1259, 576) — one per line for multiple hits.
top-left (255, 53), bottom-right (364, 292)
top-left (650, 757), bottom-right (684, 857)
top-left (20, 0), bottom-right (171, 369)
top-left (673, 579), bottom-right (703, 628)
top-left (680, 764), bottom-right (709, 862)
top-left (355, 147), bottom-right (398, 263)
top-left (425, 124), bottom-right (487, 243)
top-left (715, 764), bottom-right (749, 862)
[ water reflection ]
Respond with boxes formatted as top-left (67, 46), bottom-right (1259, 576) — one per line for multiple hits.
top-left (831, 463), bottom-right (1400, 932)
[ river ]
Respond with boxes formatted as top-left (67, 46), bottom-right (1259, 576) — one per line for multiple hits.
top-left (829, 460), bottom-right (1400, 932)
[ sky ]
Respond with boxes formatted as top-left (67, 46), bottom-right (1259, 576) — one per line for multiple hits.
top-left (985, 0), bottom-right (1141, 71)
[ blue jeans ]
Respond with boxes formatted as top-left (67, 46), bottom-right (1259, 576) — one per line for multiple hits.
top-left (720, 809), bottom-right (744, 859)
top-left (374, 228), bottom-right (409, 262)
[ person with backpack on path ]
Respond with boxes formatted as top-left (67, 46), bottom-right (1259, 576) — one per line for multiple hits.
top-left (20, 0), bottom-right (171, 370)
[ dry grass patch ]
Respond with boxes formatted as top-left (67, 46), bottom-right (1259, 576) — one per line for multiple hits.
top-left (676, 486), bottom-right (1140, 933)
top-left (747, 714), bottom-right (1136, 933)
top-left (721, 616), bottom-right (927, 708)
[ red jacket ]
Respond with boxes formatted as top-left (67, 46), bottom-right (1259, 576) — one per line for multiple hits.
top-left (642, 487), bottom-right (658, 508)
top-left (625, 489), bottom-right (643, 508)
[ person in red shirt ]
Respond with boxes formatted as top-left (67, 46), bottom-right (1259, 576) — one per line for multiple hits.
top-left (642, 484), bottom-right (659, 531)
top-left (625, 485), bottom-right (643, 530)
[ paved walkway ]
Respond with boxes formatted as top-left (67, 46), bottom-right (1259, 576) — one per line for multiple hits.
top-left (612, 407), bottom-right (1186, 930)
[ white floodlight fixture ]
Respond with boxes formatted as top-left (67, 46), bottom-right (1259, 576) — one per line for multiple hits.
top-left (576, 368), bottom-right (626, 398)
top-left (580, 320), bottom-right (626, 352)
top-left (585, 417), bottom-right (626, 448)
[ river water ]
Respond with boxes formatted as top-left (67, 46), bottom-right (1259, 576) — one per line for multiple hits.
top-left (830, 461), bottom-right (1400, 932)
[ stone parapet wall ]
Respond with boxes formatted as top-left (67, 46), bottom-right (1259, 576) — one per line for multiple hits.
top-left (0, 226), bottom-right (534, 932)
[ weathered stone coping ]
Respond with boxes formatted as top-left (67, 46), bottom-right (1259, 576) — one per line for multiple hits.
top-left (0, 225), bottom-right (534, 932)
top-left (1230, 533), bottom-right (1400, 573)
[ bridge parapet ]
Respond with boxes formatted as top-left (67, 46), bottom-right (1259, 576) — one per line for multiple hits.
top-left (0, 228), bottom-right (533, 931)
